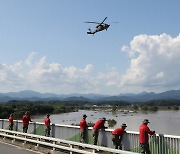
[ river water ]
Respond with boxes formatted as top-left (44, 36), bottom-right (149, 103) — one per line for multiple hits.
top-left (33, 110), bottom-right (180, 136)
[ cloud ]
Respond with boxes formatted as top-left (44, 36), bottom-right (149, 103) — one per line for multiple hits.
top-left (121, 33), bottom-right (180, 92)
top-left (1, 33), bottom-right (180, 95)
top-left (0, 52), bottom-right (109, 94)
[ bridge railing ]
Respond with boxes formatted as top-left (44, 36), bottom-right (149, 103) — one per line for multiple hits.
top-left (0, 119), bottom-right (180, 154)
top-left (0, 128), bottom-right (138, 154)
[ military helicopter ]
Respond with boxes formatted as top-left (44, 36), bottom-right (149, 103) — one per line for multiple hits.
top-left (85, 17), bottom-right (117, 35)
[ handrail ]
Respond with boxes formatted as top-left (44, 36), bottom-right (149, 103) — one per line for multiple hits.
top-left (1, 119), bottom-right (180, 138)
top-left (0, 129), bottom-right (138, 154)
top-left (1, 119), bottom-right (180, 154)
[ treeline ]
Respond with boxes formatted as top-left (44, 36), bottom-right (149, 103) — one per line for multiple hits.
top-left (0, 100), bottom-right (76, 119)
top-left (46, 99), bottom-right (180, 106)
top-left (0, 99), bottom-right (180, 119)
top-left (137, 99), bottom-right (180, 106)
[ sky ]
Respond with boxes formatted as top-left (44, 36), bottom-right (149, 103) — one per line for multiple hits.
top-left (0, 0), bottom-right (180, 95)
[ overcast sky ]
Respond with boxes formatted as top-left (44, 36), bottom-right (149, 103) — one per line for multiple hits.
top-left (0, 0), bottom-right (180, 95)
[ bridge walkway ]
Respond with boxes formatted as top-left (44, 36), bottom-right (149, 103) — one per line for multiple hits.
top-left (0, 140), bottom-right (41, 154)
top-left (0, 129), bottom-right (137, 154)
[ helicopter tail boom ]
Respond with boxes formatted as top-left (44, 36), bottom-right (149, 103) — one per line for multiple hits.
top-left (87, 28), bottom-right (95, 34)
top-left (87, 31), bottom-right (95, 35)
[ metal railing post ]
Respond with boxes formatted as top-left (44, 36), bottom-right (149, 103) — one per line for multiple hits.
top-left (52, 124), bottom-right (55, 138)
top-left (33, 122), bottom-right (36, 134)
top-left (15, 120), bottom-right (18, 131)
top-left (2, 119), bottom-right (4, 129)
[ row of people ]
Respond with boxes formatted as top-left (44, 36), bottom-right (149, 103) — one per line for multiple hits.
top-left (8, 112), bottom-right (155, 154)
top-left (8, 111), bottom-right (50, 136)
top-left (80, 114), bottom-right (155, 154)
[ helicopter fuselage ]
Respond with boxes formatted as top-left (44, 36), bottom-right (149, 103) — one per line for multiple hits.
top-left (87, 23), bottom-right (110, 35)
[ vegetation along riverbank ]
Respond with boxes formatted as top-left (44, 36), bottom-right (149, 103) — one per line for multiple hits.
top-left (0, 99), bottom-right (179, 120)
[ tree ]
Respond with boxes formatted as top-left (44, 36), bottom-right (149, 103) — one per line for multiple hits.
top-left (107, 119), bottom-right (117, 127)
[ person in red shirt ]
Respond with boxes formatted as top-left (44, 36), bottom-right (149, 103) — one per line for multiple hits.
top-left (44, 114), bottom-right (51, 137)
top-left (139, 119), bottom-right (155, 154)
top-left (112, 123), bottom-right (127, 149)
top-left (92, 117), bottom-right (107, 145)
top-left (9, 113), bottom-right (14, 131)
top-left (22, 111), bottom-right (32, 133)
top-left (80, 114), bottom-right (88, 143)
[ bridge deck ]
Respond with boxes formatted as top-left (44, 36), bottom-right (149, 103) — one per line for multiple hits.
top-left (0, 140), bottom-right (40, 154)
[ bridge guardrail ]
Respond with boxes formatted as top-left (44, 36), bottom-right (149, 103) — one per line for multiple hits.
top-left (0, 129), bottom-right (137, 154)
top-left (0, 119), bottom-right (180, 154)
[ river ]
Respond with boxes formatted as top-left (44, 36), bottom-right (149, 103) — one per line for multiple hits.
top-left (33, 110), bottom-right (180, 136)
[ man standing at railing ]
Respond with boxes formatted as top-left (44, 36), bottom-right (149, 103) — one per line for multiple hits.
top-left (44, 114), bottom-right (51, 137)
top-left (80, 114), bottom-right (88, 143)
top-left (139, 119), bottom-right (155, 154)
top-left (92, 117), bottom-right (108, 145)
top-left (8, 113), bottom-right (14, 131)
top-left (112, 123), bottom-right (127, 150)
top-left (22, 111), bottom-right (32, 133)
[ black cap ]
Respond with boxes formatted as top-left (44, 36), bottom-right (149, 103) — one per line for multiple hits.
top-left (102, 117), bottom-right (107, 121)
top-left (47, 114), bottom-right (50, 117)
top-left (143, 119), bottom-right (150, 124)
top-left (121, 123), bottom-right (127, 127)
top-left (83, 114), bottom-right (87, 118)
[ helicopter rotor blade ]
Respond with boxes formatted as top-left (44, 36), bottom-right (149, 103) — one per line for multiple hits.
top-left (111, 22), bottom-right (119, 23)
top-left (84, 21), bottom-right (100, 24)
top-left (100, 17), bottom-right (107, 25)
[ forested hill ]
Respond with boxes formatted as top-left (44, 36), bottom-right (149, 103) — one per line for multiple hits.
top-left (1, 90), bottom-right (180, 102)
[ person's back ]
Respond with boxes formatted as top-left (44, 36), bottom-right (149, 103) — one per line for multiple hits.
top-left (44, 114), bottom-right (51, 137)
top-left (92, 117), bottom-right (107, 145)
top-left (112, 128), bottom-right (124, 136)
top-left (9, 114), bottom-right (13, 130)
top-left (93, 119), bottom-right (105, 130)
top-left (9, 114), bottom-right (13, 124)
top-left (112, 123), bottom-right (127, 149)
top-left (22, 112), bottom-right (32, 133)
top-left (80, 118), bottom-right (87, 130)
top-left (139, 123), bottom-right (154, 144)
top-left (80, 114), bottom-right (88, 143)
top-left (22, 114), bottom-right (31, 126)
top-left (139, 119), bottom-right (155, 154)
top-left (44, 117), bottom-right (50, 126)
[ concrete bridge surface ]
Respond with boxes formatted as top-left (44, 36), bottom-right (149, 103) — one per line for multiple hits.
top-left (0, 141), bottom-right (42, 154)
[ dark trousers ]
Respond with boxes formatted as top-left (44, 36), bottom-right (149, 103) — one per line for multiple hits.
top-left (45, 126), bottom-right (51, 137)
top-left (112, 135), bottom-right (122, 149)
top-left (9, 123), bottom-right (13, 131)
top-left (80, 129), bottom-right (87, 143)
top-left (23, 125), bottom-right (28, 133)
top-left (92, 129), bottom-right (99, 145)
top-left (140, 143), bottom-right (151, 154)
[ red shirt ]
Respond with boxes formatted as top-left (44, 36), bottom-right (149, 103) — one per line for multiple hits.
top-left (112, 128), bottom-right (125, 136)
top-left (9, 116), bottom-right (13, 124)
top-left (139, 123), bottom-right (155, 143)
top-left (22, 114), bottom-right (31, 126)
top-left (93, 120), bottom-right (105, 130)
top-left (80, 118), bottom-right (87, 130)
top-left (44, 117), bottom-right (51, 126)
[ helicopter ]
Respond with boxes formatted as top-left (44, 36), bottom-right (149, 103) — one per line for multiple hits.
top-left (85, 17), bottom-right (117, 35)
